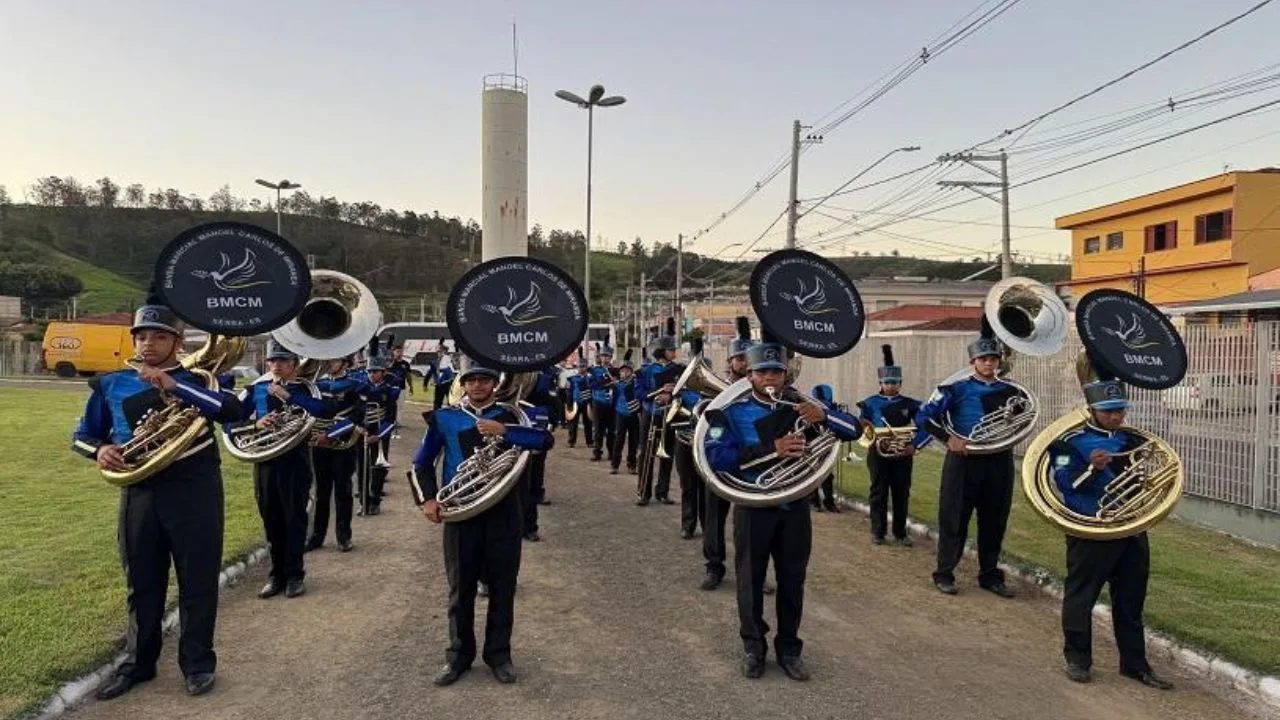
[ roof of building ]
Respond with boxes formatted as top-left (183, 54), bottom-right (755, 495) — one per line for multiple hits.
top-left (1161, 289), bottom-right (1280, 315)
top-left (67, 312), bottom-right (133, 325)
top-left (894, 317), bottom-right (984, 332)
top-left (866, 304), bottom-right (984, 322)
top-left (1056, 168), bottom-right (1280, 229)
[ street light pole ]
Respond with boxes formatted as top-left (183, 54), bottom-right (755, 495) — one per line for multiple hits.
top-left (255, 178), bottom-right (302, 235)
top-left (555, 85), bottom-right (626, 314)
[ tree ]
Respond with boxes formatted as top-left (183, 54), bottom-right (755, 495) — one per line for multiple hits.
top-left (125, 183), bottom-right (145, 208)
top-left (0, 185), bottom-right (9, 206)
top-left (616, 241), bottom-right (627, 254)
top-left (96, 177), bottom-right (120, 208)
top-left (0, 263), bottom-right (84, 301)
top-left (208, 184), bottom-right (243, 212)
top-left (30, 176), bottom-right (63, 205)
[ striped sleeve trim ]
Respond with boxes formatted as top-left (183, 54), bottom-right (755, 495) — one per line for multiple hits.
top-left (171, 381), bottom-right (223, 411)
top-left (826, 413), bottom-right (859, 434)
top-left (73, 438), bottom-right (102, 458)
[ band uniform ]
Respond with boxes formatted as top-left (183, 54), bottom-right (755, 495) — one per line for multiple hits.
top-left (856, 347), bottom-right (921, 543)
top-left (309, 356), bottom-right (362, 552)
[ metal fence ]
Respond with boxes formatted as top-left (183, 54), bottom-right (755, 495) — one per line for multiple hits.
top-left (705, 322), bottom-right (1280, 516)
top-left (0, 341), bottom-right (44, 376)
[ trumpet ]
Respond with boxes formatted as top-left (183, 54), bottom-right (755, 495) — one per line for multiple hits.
top-left (858, 421), bottom-right (917, 458)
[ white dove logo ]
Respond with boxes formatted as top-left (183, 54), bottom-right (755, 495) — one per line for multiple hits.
top-left (189, 249), bottom-right (271, 291)
top-left (777, 276), bottom-right (838, 316)
top-left (481, 282), bottom-right (557, 326)
top-left (1101, 313), bottom-right (1160, 350)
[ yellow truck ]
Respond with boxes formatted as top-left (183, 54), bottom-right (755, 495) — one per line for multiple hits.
top-left (41, 322), bottom-right (133, 377)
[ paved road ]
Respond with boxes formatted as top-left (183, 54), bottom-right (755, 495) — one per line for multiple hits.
top-left (63, 410), bottom-right (1262, 720)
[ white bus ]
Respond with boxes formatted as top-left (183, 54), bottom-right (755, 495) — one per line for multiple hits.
top-left (375, 322), bottom-right (616, 376)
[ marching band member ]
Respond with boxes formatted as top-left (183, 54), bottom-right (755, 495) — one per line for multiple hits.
top-left (700, 318), bottom-right (753, 590)
top-left (235, 340), bottom-right (333, 600)
top-left (856, 346), bottom-right (922, 543)
top-left (637, 322), bottom-right (680, 505)
top-left (672, 343), bottom-right (705, 540)
top-left (808, 384), bottom-right (840, 514)
top-left (565, 357), bottom-right (593, 448)
top-left (388, 344), bottom-right (414, 395)
top-left (432, 342), bottom-right (456, 410)
top-left (704, 339), bottom-right (862, 680)
top-left (73, 300), bottom-right (242, 700)
top-left (912, 330), bottom-right (1018, 598)
top-left (308, 356), bottom-right (361, 553)
top-left (609, 351), bottom-right (641, 475)
top-left (357, 355), bottom-right (399, 516)
top-left (519, 364), bottom-right (561, 542)
top-left (1051, 379), bottom-right (1172, 689)
top-left (410, 366), bottom-right (554, 686)
top-left (588, 344), bottom-right (616, 462)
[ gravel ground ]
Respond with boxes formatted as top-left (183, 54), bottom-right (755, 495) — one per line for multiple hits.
top-left (62, 408), bottom-right (1261, 720)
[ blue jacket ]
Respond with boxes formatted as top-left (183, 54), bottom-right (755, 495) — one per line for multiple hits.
top-left (356, 379), bottom-right (400, 440)
top-left (236, 377), bottom-right (334, 429)
top-left (1050, 423), bottom-right (1143, 517)
top-left (705, 389), bottom-right (860, 508)
top-left (912, 374), bottom-right (1020, 449)
top-left (567, 374), bottom-right (591, 404)
top-left (857, 393), bottom-right (922, 429)
top-left (638, 360), bottom-right (683, 414)
top-left (409, 401), bottom-right (553, 503)
top-left (612, 377), bottom-right (640, 417)
top-left (315, 372), bottom-right (364, 440)
top-left (72, 365), bottom-right (243, 469)
top-left (588, 365), bottom-right (614, 405)
top-left (435, 362), bottom-right (456, 386)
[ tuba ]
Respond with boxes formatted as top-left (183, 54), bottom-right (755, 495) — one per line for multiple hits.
top-left (431, 255), bottom-right (588, 522)
top-left (925, 276), bottom-right (1069, 454)
top-left (222, 270), bottom-right (379, 463)
top-left (858, 423), bottom-right (916, 458)
top-left (693, 249), bottom-right (866, 507)
top-left (1021, 288), bottom-right (1188, 540)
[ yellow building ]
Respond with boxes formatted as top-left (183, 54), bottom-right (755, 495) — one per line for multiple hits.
top-left (1055, 169), bottom-right (1280, 305)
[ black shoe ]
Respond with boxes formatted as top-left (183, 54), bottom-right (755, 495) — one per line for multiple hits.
top-left (367, 505), bottom-right (381, 516)
top-left (898, 536), bottom-right (914, 547)
top-left (763, 582), bottom-right (775, 595)
top-left (700, 573), bottom-right (723, 591)
top-left (304, 536), bottom-right (323, 552)
top-left (824, 504), bottom-right (840, 513)
top-left (872, 536), bottom-right (885, 545)
top-left (629, 466), bottom-right (638, 475)
top-left (491, 661), bottom-right (517, 684)
top-left (285, 578), bottom-right (306, 598)
top-left (523, 531), bottom-right (540, 542)
top-left (981, 581), bottom-right (1016, 598)
top-left (1066, 664), bottom-right (1092, 683)
top-left (610, 468), bottom-right (619, 475)
top-left (813, 504), bottom-right (825, 512)
top-left (433, 664), bottom-right (468, 687)
top-left (635, 499), bottom-right (649, 506)
top-left (743, 654), bottom-right (765, 679)
top-left (658, 497), bottom-right (674, 505)
top-left (778, 655), bottom-right (810, 682)
top-left (94, 673), bottom-right (147, 701)
top-left (591, 454), bottom-right (602, 462)
top-left (258, 580), bottom-right (284, 599)
top-left (1121, 668), bottom-right (1174, 690)
top-left (568, 443), bottom-right (576, 448)
top-left (184, 672), bottom-right (216, 696)
top-left (338, 540), bottom-right (354, 552)
top-left (537, 498), bottom-right (551, 505)
top-left (680, 529), bottom-right (694, 540)
top-left (935, 579), bottom-right (958, 595)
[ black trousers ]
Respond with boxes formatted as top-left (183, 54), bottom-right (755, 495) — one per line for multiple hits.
top-left (735, 504), bottom-right (811, 659)
top-left (677, 441), bottom-right (703, 535)
top-left (255, 449), bottom-right (312, 583)
top-left (591, 402), bottom-right (615, 458)
top-left (520, 453), bottom-right (546, 536)
top-left (1063, 533), bottom-right (1151, 673)
top-left (933, 450), bottom-right (1014, 586)
top-left (867, 453), bottom-right (913, 539)
top-left (566, 405), bottom-right (593, 446)
top-left (703, 487), bottom-right (732, 579)
top-left (637, 415), bottom-right (675, 502)
top-left (810, 473), bottom-right (836, 509)
top-left (611, 411), bottom-right (639, 470)
top-left (356, 437), bottom-right (388, 509)
top-left (311, 446), bottom-right (355, 544)
top-left (116, 460), bottom-right (224, 680)
top-left (433, 380), bottom-right (452, 410)
top-left (443, 491), bottom-right (522, 669)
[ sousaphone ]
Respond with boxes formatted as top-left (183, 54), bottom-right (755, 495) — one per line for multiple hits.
top-left (428, 256), bottom-right (588, 522)
top-left (692, 249), bottom-right (866, 506)
top-left (1022, 289), bottom-right (1188, 540)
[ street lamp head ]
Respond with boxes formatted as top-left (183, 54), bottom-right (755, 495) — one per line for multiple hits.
top-left (280, 180), bottom-right (301, 190)
top-left (556, 89), bottom-right (588, 107)
top-left (255, 178), bottom-right (275, 189)
top-left (588, 85), bottom-right (605, 104)
top-left (900, 146), bottom-right (921, 152)
top-left (597, 95), bottom-right (626, 107)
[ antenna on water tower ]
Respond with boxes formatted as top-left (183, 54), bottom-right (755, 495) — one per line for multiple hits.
top-left (512, 20), bottom-right (518, 77)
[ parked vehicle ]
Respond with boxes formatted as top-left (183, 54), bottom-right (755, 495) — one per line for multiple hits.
top-left (41, 322), bottom-right (133, 377)
top-left (1161, 373), bottom-right (1257, 413)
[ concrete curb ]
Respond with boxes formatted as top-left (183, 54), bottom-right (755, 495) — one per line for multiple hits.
top-left (30, 546), bottom-right (270, 720)
top-left (833, 492), bottom-right (1280, 716)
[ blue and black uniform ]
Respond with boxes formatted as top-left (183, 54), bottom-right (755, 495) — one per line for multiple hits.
top-left (912, 369), bottom-right (1020, 591)
top-left (636, 357), bottom-right (683, 503)
top-left (705, 379), bottom-right (861, 664)
top-left (388, 354), bottom-right (413, 395)
top-left (518, 366), bottom-right (561, 539)
top-left (700, 332), bottom-right (755, 589)
top-left (857, 391), bottom-right (921, 538)
top-left (1051, 420), bottom-right (1153, 676)
top-left (433, 355), bottom-right (456, 410)
top-left (235, 371), bottom-right (333, 590)
top-left (310, 366), bottom-right (363, 549)
top-left (356, 370), bottom-right (399, 514)
top-left (610, 372), bottom-right (641, 472)
top-left (588, 359), bottom-right (616, 461)
top-left (564, 369), bottom-right (593, 447)
top-left (673, 387), bottom-right (705, 537)
top-left (409, 393), bottom-right (553, 673)
top-left (73, 359), bottom-right (243, 686)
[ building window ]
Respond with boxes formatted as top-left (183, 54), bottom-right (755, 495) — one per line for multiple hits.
top-left (1195, 210), bottom-right (1233, 243)
top-left (1083, 236), bottom-right (1100, 254)
top-left (1144, 221), bottom-right (1177, 252)
top-left (1106, 232), bottom-right (1123, 250)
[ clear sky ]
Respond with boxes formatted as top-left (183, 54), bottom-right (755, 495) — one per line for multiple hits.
top-left (2, 0), bottom-right (1278, 268)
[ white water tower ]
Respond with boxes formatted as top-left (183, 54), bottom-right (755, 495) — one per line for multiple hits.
top-left (481, 73), bottom-right (528, 260)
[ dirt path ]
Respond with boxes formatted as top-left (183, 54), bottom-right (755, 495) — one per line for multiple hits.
top-left (64, 408), bottom-right (1263, 720)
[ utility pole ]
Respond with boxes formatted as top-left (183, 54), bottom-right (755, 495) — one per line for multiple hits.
top-left (938, 150), bottom-right (1012, 278)
top-left (674, 233), bottom-right (684, 328)
top-left (1136, 256), bottom-right (1147, 299)
top-left (419, 295), bottom-right (425, 322)
top-left (625, 285), bottom-right (632, 349)
top-left (639, 272), bottom-right (647, 341)
top-left (786, 120), bottom-right (802, 249)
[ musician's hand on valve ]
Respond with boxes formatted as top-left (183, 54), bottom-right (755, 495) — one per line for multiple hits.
top-left (1089, 449), bottom-right (1110, 470)
top-left (268, 383), bottom-right (290, 401)
top-left (96, 445), bottom-right (128, 472)
top-left (797, 402), bottom-right (826, 424)
top-left (476, 419), bottom-right (507, 437)
top-left (423, 499), bottom-right (443, 524)
top-left (902, 443), bottom-right (918, 457)
top-left (946, 435), bottom-right (968, 455)
top-left (775, 434), bottom-right (806, 458)
top-left (136, 365), bottom-right (177, 391)
top-left (255, 413), bottom-right (278, 430)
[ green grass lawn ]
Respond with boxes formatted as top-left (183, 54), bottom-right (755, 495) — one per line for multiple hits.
top-left (0, 388), bottom-right (261, 718)
top-left (835, 450), bottom-right (1280, 676)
